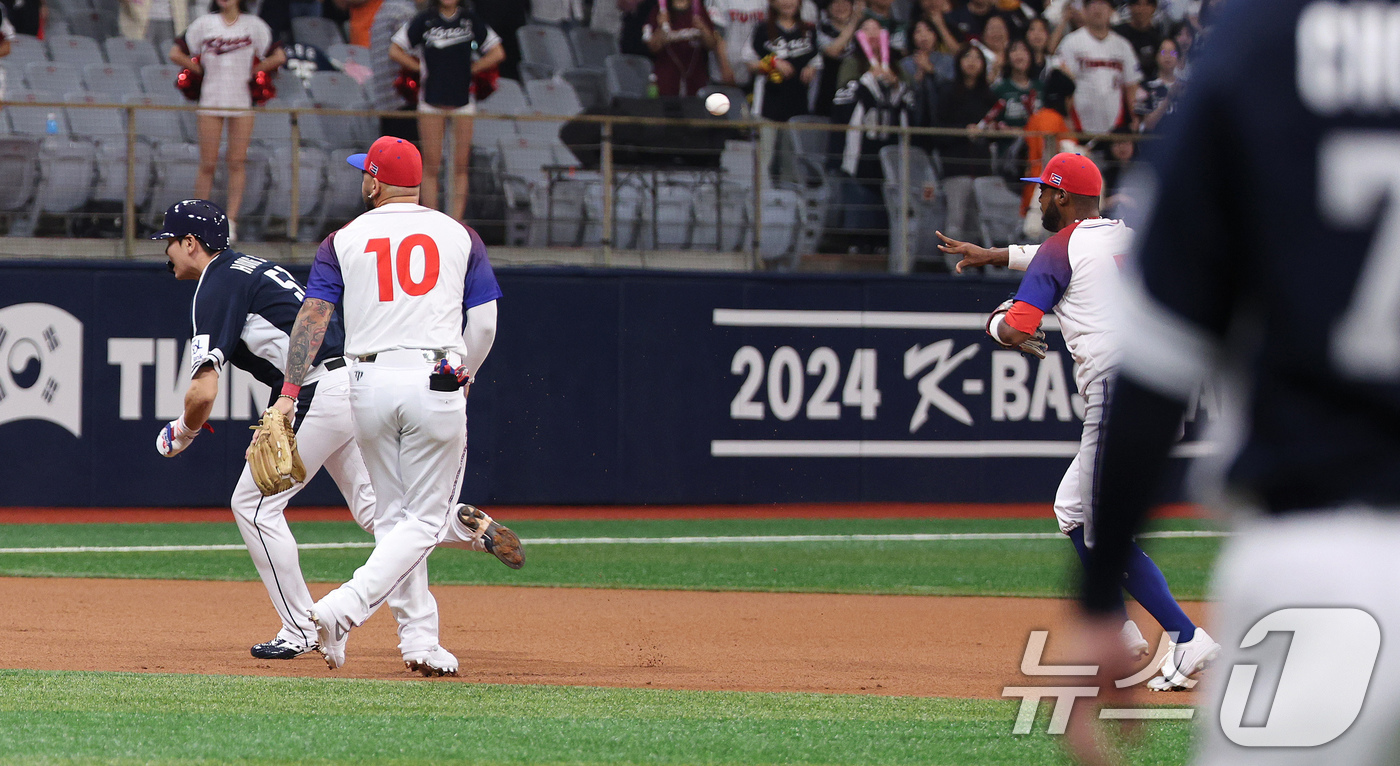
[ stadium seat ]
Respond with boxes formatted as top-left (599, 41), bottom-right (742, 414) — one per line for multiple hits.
top-left (517, 25), bottom-right (575, 73)
top-left (779, 115), bottom-right (832, 254)
top-left (561, 69), bottom-right (606, 110)
top-left (879, 144), bottom-right (947, 267)
top-left (273, 70), bottom-right (311, 103)
top-left (7, 35), bottom-right (49, 67)
top-left (47, 35), bottom-right (106, 67)
top-left (581, 179), bottom-right (642, 248)
top-left (261, 144), bottom-right (328, 241)
top-left (471, 114), bottom-right (518, 151)
top-left (146, 142), bottom-right (202, 226)
top-left (756, 188), bottom-right (802, 265)
top-left (525, 78), bottom-right (583, 117)
top-left (7, 89), bottom-right (69, 137)
top-left (104, 37), bottom-right (162, 68)
top-left (82, 64), bottom-right (143, 102)
top-left (126, 92), bottom-right (189, 145)
top-left (531, 0), bottom-right (586, 26)
top-left (325, 43), bottom-right (372, 69)
top-left (250, 98), bottom-right (296, 147)
top-left (24, 61), bottom-right (84, 95)
top-left (690, 182), bottom-right (748, 252)
top-left (139, 63), bottom-right (183, 95)
top-left (636, 173), bottom-right (696, 250)
top-left (319, 146), bottom-right (368, 224)
top-left (568, 28), bottom-right (616, 70)
top-left (305, 70), bottom-right (373, 149)
top-left (973, 176), bottom-right (1026, 248)
top-left (0, 137), bottom-right (42, 213)
top-left (517, 61), bottom-right (556, 84)
top-left (479, 77), bottom-right (529, 113)
top-left (32, 137), bottom-right (98, 226)
top-left (293, 17), bottom-right (344, 49)
top-left (603, 54), bottom-right (651, 101)
top-left (589, 0), bottom-right (623, 34)
top-left (64, 92), bottom-right (125, 141)
top-left (66, 10), bottom-right (118, 41)
top-left (498, 135), bottom-right (558, 246)
top-left (91, 138), bottom-right (154, 209)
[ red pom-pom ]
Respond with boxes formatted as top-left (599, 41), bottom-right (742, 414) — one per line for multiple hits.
top-left (176, 56), bottom-right (202, 101)
top-left (394, 69), bottom-right (420, 107)
top-left (249, 69), bottom-right (276, 105)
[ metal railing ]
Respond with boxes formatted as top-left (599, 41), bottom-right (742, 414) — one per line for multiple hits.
top-left (0, 98), bottom-right (1150, 272)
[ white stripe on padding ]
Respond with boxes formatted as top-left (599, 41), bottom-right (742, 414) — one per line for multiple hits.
top-left (0, 530), bottom-right (1225, 554)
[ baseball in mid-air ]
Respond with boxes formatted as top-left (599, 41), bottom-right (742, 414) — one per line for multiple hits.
top-left (705, 93), bottom-right (730, 116)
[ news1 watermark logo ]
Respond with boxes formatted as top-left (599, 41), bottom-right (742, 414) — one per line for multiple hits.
top-left (1004, 608), bottom-right (1380, 747)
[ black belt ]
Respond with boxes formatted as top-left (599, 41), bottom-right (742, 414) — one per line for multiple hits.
top-left (324, 357), bottom-right (346, 370)
top-left (357, 354), bottom-right (376, 363)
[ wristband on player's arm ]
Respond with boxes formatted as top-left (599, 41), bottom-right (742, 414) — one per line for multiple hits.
top-left (1081, 377), bottom-right (1190, 614)
top-left (1008, 244), bottom-right (1038, 271)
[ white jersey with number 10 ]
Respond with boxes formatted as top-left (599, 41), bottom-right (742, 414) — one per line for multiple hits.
top-left (305, 203), bottom-right (500, 358)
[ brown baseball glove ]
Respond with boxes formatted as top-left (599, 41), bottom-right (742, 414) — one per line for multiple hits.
top-left (247, 408), bottom-right (307, 496)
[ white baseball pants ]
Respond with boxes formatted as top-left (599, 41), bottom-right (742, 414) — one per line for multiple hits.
top-left (1051, 377), bottom-right (1109, 540)
top-left (324, 350), bottom-right (476, 631)
top-left (229, 364), bottom-right (447, 655)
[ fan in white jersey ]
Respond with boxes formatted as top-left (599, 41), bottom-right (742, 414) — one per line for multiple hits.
top-left (1053, 0), bottom-right (1142, 133)
top-left (706, 0), bottom-right (817, 85)
top-left (936, 152), bottom-right (1218, 693)
top-left (271, 136), bottom-right (522, 672)
top-left (169, 0), bottom-right (287, 243)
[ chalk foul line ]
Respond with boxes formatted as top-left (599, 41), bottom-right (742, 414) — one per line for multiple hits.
top-left (0, 530), bottom-right (1225, 554)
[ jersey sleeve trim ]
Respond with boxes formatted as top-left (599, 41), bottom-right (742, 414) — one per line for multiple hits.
top-left (1012, 224), bottom-right (1076, 312)
top-left (304, 232), bottom-right (346, 304)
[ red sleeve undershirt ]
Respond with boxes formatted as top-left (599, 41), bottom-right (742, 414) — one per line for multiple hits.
top-left (1004, 301), bottom-right (1045, 335)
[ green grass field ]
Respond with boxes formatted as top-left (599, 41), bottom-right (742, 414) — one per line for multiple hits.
top-left (0, 517), bottom-right (1221, 599)
top-left (0, 516), bottom-right (1218, 764)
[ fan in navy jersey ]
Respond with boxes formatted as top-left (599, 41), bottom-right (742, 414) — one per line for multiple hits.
top-left (1068, 1), bottom-right (1400, 764)
top-left (389, 0), bottom-right (505, 225)
top-left (744, 0), bottom-right (820, 122)
top-left (152, 199), bottom-right (505, 674)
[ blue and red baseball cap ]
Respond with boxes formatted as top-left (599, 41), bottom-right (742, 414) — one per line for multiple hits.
top-left (1022, 152), bottom-right (1103, 197)
top-left (347, 136), bottom-right (423, 187)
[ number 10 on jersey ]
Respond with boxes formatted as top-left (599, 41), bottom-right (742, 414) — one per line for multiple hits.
top-left (368, 235), bottom-right (440, 301)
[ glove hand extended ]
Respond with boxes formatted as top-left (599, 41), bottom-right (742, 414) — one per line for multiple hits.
top-left (246, 408), bottom-right (307, 496)
top-left (156, 417), bottom-right (214, 457)
top-left (986, 299), bottom-right (1049, 360)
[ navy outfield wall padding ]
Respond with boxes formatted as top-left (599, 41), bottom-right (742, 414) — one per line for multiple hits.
top-left (0, 262), bottom-right (1209, 507)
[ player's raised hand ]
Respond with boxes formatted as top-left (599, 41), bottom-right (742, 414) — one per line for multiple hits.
top-left (936, 231), bottom-right (995, 273)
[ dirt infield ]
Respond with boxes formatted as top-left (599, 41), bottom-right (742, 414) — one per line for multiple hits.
top-left (0, 577), bottom-right (1207, 700)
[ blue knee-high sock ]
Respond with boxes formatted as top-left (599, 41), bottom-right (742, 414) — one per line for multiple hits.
top-left (1067, 526), bottom-right (1126, 615)
top-left (1121, 543), bottom-right (1197, 639)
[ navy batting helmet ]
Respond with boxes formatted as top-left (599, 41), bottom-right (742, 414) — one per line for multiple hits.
top-left (152, 199), bottom-right (229, 252)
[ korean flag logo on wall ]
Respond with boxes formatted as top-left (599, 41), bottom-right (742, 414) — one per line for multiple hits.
top-left (0, 303), bottom-right (83, 437)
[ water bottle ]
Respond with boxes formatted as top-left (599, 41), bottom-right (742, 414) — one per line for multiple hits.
top-left (45, 112), bottom-right (58, 136)
top-left (646, 74), bottom-right (659, 99)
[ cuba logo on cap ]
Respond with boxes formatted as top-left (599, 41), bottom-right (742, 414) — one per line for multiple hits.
top-left (1050, 173), bottom-right (1063, 185)
top-left (369, 162), bottom-right (379, 175)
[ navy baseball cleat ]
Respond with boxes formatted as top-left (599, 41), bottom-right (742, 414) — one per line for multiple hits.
top-left (250, 637), bottom-right (317, 660)
top-left (457, 504), bottom-right (524, 569)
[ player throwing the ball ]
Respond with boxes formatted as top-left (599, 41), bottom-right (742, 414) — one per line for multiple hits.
top-left (936, 152), bottom-right (1219, 691)
top-left (273, 136), bottom-right (518, 672)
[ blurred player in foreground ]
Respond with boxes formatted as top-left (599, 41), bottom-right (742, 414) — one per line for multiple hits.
top-left (155, 199), bottom-right (514, 675)
top-left (938, 153), bottom-right (1217, 691)
top-left (1069, 0), bottom-right (1400, 763)
top-left (274, 136), bottom-right (518, 672)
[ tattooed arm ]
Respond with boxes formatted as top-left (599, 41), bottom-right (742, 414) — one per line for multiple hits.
top-left (272, 297), bottom-right (335, 418)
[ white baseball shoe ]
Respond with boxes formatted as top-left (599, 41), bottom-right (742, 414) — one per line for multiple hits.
top-left (308, 598), bottom-right (350, 671)
top-left (1148, 627), bottom-right (1221, 691)
top-left (404, 645), bottom-right (459, 677)
top-left (1121, 620), bottom-right (1151, 662)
